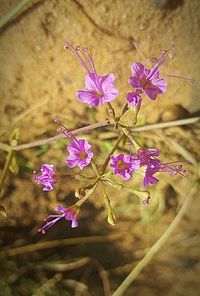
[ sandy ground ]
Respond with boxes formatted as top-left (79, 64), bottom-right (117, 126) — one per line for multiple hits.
top-left (0, 0), bottom-right (200, 295)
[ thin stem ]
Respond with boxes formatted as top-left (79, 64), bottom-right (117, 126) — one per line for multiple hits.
top-left (112, 181), bottom-right (198, 296)
top-left (79, 47), bottom-right (97, 74)
top-left (0, 149), bottom-right (13, 198)
top-left (64, 41), bottom-right (90, 74)
top-left (75, 182), bottom-right (98, 207)
top-left (3, 233), bottom-right (123, 256)
top-left (0, 0), bottom-right (33, 29)
top-left (83, 48), bottom-right (97, 74)
top-left (0, 117), bottom-right (198, 153)
top-left (13, 120), bottom-right (109, 151)
top-left (91, 162), bottom-right (100, 177)
top-left (119, 126), bottom-right (140, 150)
top-left (119, 103), bottom-right (129, 118)
top-left (92, 258), bottom-right (111, 296)
top-left (100, 134), bottom-right (124, 174)
top-left (131, 116), bottom-right (199, 133)
top-left (106, 103), bottom-right (116, 123)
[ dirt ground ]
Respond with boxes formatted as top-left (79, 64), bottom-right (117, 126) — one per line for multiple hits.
top-left (0, 0), bottom-right (200, 295)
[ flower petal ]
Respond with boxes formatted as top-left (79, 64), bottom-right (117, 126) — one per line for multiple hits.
top-left (131, 62), bottom-right (145, 79)
top-left (85, 73), bottom-right (100, 91)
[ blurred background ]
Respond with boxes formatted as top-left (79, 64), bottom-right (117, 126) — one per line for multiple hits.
top-left (0, 0), bottom-right (200, 295)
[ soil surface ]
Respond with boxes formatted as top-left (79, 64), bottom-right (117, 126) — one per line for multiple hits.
top-left (0, 0), bottom-right (200, 295)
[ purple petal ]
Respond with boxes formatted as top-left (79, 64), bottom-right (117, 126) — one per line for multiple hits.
top-left (66, 157), bottom-right (80, 168)
top-left (151, 77), bottom-right (167, 93)
top-left (143, 172), bottom-right (159, 187)
top-left (129, 76), bottom-right (142, 89)
top-left (55, 206), bottom-right (66, 213)
top-left (85, 73), bottom-right (100, 91)
top-left (144, 86), bottom-right (160, 100)
top-left (126, 91), bottom-right (142, 108)
top-left (71, 218), bottom-right (78, 228)
top-left (131, 62), bottom-right (145, 79)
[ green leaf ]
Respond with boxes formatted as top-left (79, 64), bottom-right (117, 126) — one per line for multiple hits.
top-left (0, 205), bottom-right (7, 218)
top-left (10, 128), bottom-right (20, 147)
top-left (9, 154), bottom-right (19, 174)
top-left (105, 180), bottom-right (150, 202)
top-left (107, 206), bottom-right (116, 226)
top-left (103, 190), bottom-right (116, 226)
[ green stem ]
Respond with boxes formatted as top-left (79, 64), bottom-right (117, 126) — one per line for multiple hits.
top-left (119, 103), bottom-right (129, 118)
top-left (106, 102), bottom-right (116, 123)
top-left (91, 161), bottom-right (100, 178)
top-left (101, 134), bottom-right (124, 174)
top-left (0, 149), bottom-right (13, 197)
top-left (112, 181), bottom-right (198, 296)
top-left (119, 126), bottom-right (140, 150)
top-left (75, 182), bottom-right (98, 207)
top-left (0, 0), bottom-right (34, 29)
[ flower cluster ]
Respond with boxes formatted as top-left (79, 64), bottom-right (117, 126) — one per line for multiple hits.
top-left (110, 148), bottom-right (186, 187)
top-left (32, 40), bottom-right (189, 234)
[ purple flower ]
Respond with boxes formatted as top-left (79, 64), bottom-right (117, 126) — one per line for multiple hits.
top-left (55, 119), bottom-right (93, 170)
top-left (133, 148), bottom-right (160, 165)
top-left (129, 62), bottom-right (167, 100)
top-left (77, 73), bottom-right (118, 107)
top-left (143, 159), bottom-right (160, 187)
top-left (110, 154), bottom-right (140, 180)
top-left (64, 40), bottom-right (118, 107)
top-left (126, 91), bottom-right (142, 108)
top-left (66, 138), bottom-right (94, 170)
top-left (132, 148), bottom-right (186, 187)
top-left (33, 164), bottom-right (56, 191)
top-left (39, 206), bottom-right (78, 234)
top-left (129, 50), bottom-right (169, 100)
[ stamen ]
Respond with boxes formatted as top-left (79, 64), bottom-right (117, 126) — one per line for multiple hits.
top-left (166, 74), bottom-right (195, 84)
top-left (164, 160), bottom-right (189, 165)
top-left (153, 48), bottom-right (169, 69)
top-left (38, 216), bottom-right (62, 234)
top-left (54, 119), bottom-right (78, 143)
top-left (75, 46), bottom-right (97, 74)
top-left (159, 163), bottom-right (186, 177)
top-left (76, 47), bottom-right (94, 73)
top-left (147, 45), bottom-right (174, 79)
top-left (144, 57), bottom-right (158, 67)
top-left (83, 48), bottom-right (97, 74)
top-left (64, 40), bottom-right (90, 74)
top-left (158, 52), bottom-right (174, 71)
